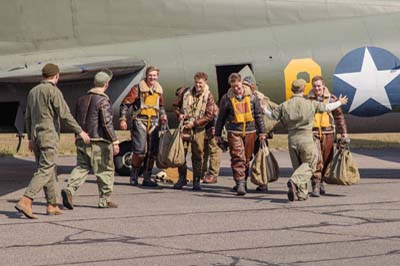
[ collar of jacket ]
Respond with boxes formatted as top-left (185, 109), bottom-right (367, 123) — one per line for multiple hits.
top-left (190, 84), bottom-right (210, 97)
top-left (88, 88), bottom-right (109, 99)
top-left (41, 80), bottom-right (56, 86)
top-left (139, 80), bottom-right (163, 94)
top-left (307, 86), bottom-right (331, 100)
top-left (227, 85), bottom-right (252, 98)
top-left (291, 93), bottom-right (305, 98)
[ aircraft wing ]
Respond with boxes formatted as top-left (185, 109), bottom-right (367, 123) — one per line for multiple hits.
top-left (0, 57), bottom-right (145, 84)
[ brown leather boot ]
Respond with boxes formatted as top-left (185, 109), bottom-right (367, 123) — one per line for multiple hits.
top-left (47, 204), bottom-right (63, 215)
top-left (203, 176), bottom-right (218, 184)
top-left (15, 196), bottom-right (38, 219)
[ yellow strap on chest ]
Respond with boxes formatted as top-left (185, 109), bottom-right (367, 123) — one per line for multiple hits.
top-left (230, 96), bottom-right (254, 137)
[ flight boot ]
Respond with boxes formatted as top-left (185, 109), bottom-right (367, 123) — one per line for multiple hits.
top-left (310, 182), bottom-right (321, 197)
top-left (173, 167), bottom-right (188, 189)
top-left (287, 180), bottom-right (298, 202)
top-left (142, 171), bottom-right (158, 187)
top-left (15, 196), bottom-right (38, 219)
top-left (320, 183), bottom-right (326, 195)
top-left (236, 180), bottom-right (247, 196)
top-left (61, 189), bottom-right (74, 210)
top-left (46, 204), bottom-right (63, 215)
top-left (192, 176), bottom-right (202, 191)
top-left (130, 168), bottom-right (139, 186)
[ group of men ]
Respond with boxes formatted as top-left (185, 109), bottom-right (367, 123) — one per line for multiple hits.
top-left (15, 63), bottom-right (348, 219)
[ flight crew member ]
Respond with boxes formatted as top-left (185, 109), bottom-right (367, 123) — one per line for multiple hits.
top-left (265, 79), bottom-right (348, 201)
top-left (307, 75), bottom-right (349, 197)
top-left (15, 63), bottom-right (90, 219)
top-left (215, 73), bottom-right (266, 196)
top-left (120, 66), bottom-right (167, 187)
top-left (173, 72), bottom-right (216, 191)
top-left (201, 102), bottom-right (221, 184)
top-left (242, 75), bottom-right (278, 192)
top-left (62, 70), bottom-right (119, 209)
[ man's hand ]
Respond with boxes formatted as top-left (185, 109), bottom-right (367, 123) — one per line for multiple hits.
top-left (259, 134), bottom-right (266, 143)
top-left (28, 140), bottom-right (33, 152)
top-left (185, 121), bottom-right (194, 129)
top-left (160, 115), bottom-right (168, 125)
top-left (341, 134), bottom-right (351, 144)
top-left (338, 94), bottom-right (348, 105)
top-left (178, 114), bottom-right (185, 121)
top-left (79, 131), bottom-right (91, 144)
top-left (113, 144), bottom-right (120, 155)
top-left (120, 120), bottom-right (128, 130)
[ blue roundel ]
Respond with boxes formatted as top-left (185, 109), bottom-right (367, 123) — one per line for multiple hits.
top-left (333, 46), bottom-right (400, 117)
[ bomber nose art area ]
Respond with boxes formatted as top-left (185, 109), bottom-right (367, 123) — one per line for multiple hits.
top-left (1, 150), bottom-right (400, 266)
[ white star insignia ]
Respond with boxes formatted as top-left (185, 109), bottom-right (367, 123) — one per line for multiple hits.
top-left (335, 47), bottom-right (400, 112)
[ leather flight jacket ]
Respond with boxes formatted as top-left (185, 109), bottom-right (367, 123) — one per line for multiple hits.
top-left (216, 87), bottom-right (266, 137)
top-left (75, 89), bottom-right (118, 144)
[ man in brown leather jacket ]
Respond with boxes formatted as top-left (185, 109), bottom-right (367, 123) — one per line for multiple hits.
top-left (119, 66), bottom-right (167, 187)
top-left (173, 72), bottom-right (216, 191)
top-left (307, 75), bottom-right (349, 197)
top-left (215, 73), bottom-right (266, 195)
top-left (62, 70), bottom-right (120, 209)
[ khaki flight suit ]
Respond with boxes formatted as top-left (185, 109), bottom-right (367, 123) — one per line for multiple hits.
top-left (24, 81), bottom-right (82, 204)
top-left (67, 140), bottom-right (114, 207)
top-left (202, 131), bottom-right (221, 179)
top-left (66, 88), bottom-right (119, 207)
top-left (271, 94), bottom-right (330, 199)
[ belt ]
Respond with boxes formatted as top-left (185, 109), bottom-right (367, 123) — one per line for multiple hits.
top-left (312, 127), bottom-right (333, 132)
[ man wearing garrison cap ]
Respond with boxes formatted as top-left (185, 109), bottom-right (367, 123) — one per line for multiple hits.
top-left (62, 70), bottom-right (119, 209)
top-left (264, 79), bottom-right (348, 201)
top-left (15, 63), bottom-right (91, 219)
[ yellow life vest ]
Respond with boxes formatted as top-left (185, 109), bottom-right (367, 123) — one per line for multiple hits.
top-left (139, 92), bottom-right (160, 117)
top-left (230, 95), bottom-right (254, 136)
top-left (313, 97), bottom-right (332, 137)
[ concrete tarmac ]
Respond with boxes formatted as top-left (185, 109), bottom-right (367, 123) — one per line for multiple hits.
top-left (0, 149), bottom-right (400, 266)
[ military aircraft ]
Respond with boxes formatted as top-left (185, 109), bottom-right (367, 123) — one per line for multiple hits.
top-left (0, 0), bottom-right (400, 174)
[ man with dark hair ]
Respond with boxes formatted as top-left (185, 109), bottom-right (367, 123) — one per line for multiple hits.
top-left (265, 79), bottom-right (348, 201)
top-left (120, 66), bottom-right (167, 187)
top-left (15, 63), bottom-right (90, 219)
top-left (173, 72), bottom-right (216, 191)
top-left (62, 70), bottom-right (120, 209)
top-left (307, 75), bottom-right (349, 197)
top-left (215, 73), bottom-right (266, 196)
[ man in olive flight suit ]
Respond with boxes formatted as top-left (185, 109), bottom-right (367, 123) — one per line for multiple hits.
top-left (265, 79), bottom-right (348, 201)
top-left (15, 63), bottom-right (90, 219)
top-left (62, 70), bottom-right (120, 209)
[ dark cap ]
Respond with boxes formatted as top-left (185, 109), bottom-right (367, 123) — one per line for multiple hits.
top-left (42, 63), bottom-right (60, 78)
top-left (243, 76), bottom-right (257, 86)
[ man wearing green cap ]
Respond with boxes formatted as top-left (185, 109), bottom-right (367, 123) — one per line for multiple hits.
top-left (264, 79), bottom-right (348, 201)
top-left (15, 63), bottom-right (91, 219)
top-left (61, 70), bottom-right (120, 209)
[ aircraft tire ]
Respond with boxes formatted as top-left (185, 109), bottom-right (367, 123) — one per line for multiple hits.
top-left (114, 140), bottom-right (132, 176)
